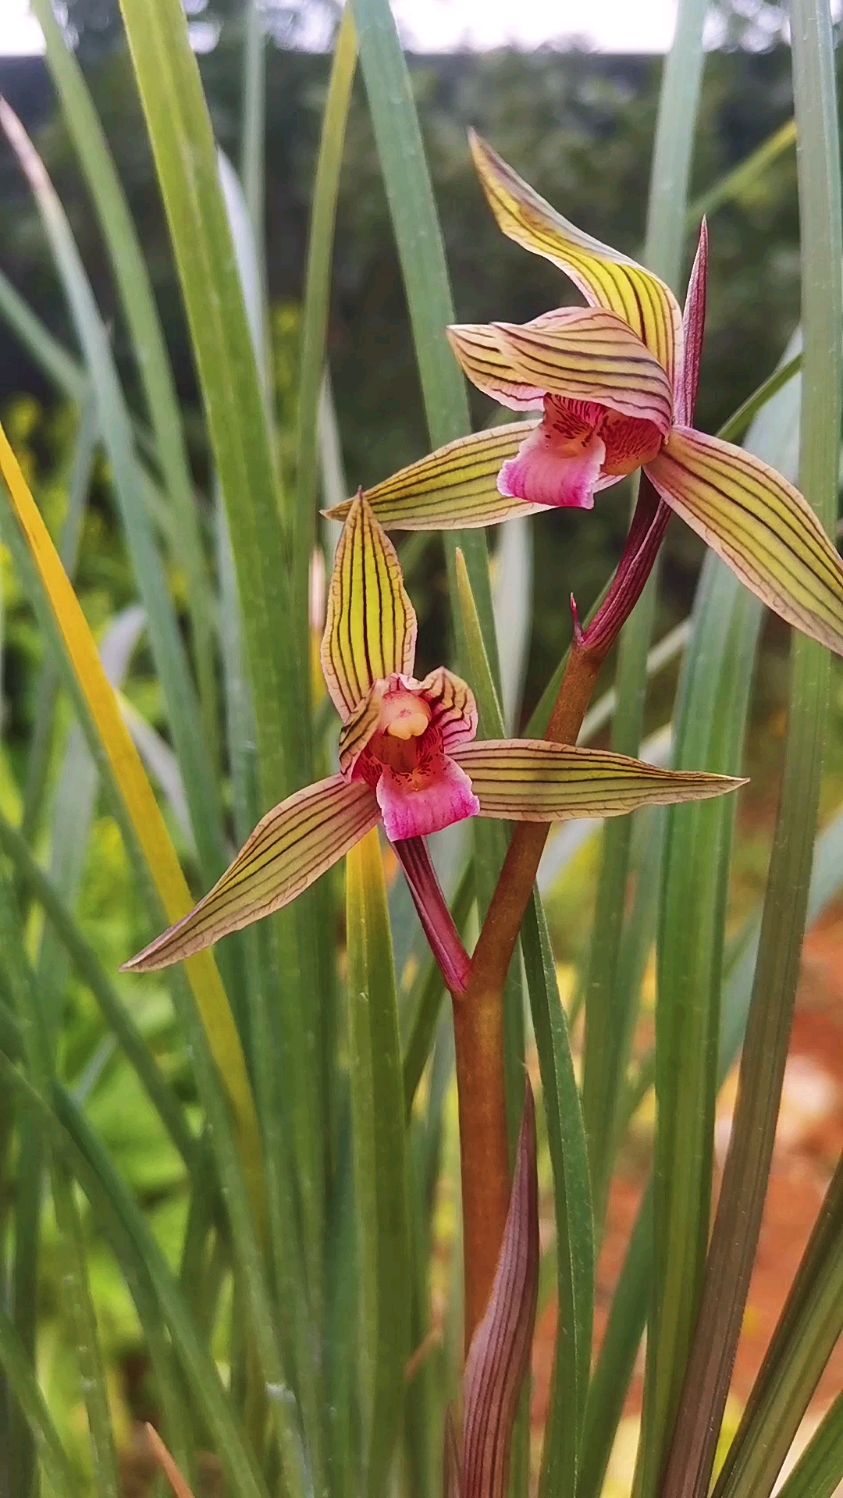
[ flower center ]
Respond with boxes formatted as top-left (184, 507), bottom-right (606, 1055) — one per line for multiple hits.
top-left (545, 394), bottom-right (664, 477)
top-left (379, 690), bottom-right (432, 741)
top-left (366, 690), bottom-right (435, 775)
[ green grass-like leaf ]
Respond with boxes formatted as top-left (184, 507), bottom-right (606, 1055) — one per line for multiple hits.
top-left (346, 829), bottom-right (412, 1495)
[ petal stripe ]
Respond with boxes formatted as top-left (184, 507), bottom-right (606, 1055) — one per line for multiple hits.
top-left (450, 740), bottom-right (741, 818)
top-left (325, 425), bottom-right (546, 532)
top-left (321, 494), bottom-right (417, 715)
top-left (668, 441), bottom-right (842, 590)
top-left (124, 777), bottom-right (380, 969)
top-left (647, 429), bottom-right (843, 651)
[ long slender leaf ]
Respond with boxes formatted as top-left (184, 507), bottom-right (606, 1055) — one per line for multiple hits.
top-left (295, 6), bottom-right (357, 591)
top-left (775, 1395), bottom-right (843, 1498)
top-left (346, 828), bottom-right (412, 1495)
top-left (20, 396), bottom-right (96, 844)
top-left (0, 423), bottom-right (261, 1204)
top-left (0, 865), bottom-right (120, 1498)
top-left (0, 1306), bottom-right (80, 1498)
top-left (0, 811), bottom-right (194, 1164)
top-left (117, 0), bottom-right (329, 1339)
top-left (0, 1055), bottom-right (270, 1498)
top-left (659, 0), bottom-right (842, 1489)
top-left (116, 0), bottom-right (306, 801)
top-left (0, 105), bottom-right (231, 907)
top-left (31, 0), bottom-right (218, 755)
top-left (582, 0), bottom-right (708, 1259)
top-left (714, 1158), bottom-right (843, 1498)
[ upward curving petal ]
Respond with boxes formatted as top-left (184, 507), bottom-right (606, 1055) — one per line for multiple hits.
top-left (324, 424), bottom-right (547, 531)
top-left (646, 427), bottom-right (843, 657)
top-left (122, 776), bottom-right (380, 971)
top-left (450, 740), bottom-right (744, 819)
top-left (469, 131), bottom-right (682, 384)
top-left (491, 308), bottom-right (674, 434)
top-left (321, 493), bottom-right (418, 718)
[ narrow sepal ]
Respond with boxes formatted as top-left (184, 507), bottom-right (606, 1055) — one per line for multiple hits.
top-left (450, 740), bottom-right (744, 818)
top-left (123, 776), bottom-right (380, 971)
top-left (677, 219), bottom-right (709, 426)
top-left (321, 492), bottom-right (417, 718)
top-left (488, 307), bottom-right (674, 434)
top-left (469, 130), bottom-right (682, 382)
top-left (460, 1084), bottom-right (539, 1498)
top-left (647, 426), bottom-right (843, 656)
top-left (325, 424), bottom-right (545, 531)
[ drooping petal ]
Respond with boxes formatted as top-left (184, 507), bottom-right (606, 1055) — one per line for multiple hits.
top-left (122, 776), bottom-right (380, 971)
top-left (377, 756), bottom-right (480, 841)
top-left (469, 130), bottom-right (683, 383)
top-left (321, 493), bottom-right (417, 719)
top-left (498, 419), bottom-right (606, 510)
top-left (646, 426), bottom-right (843, 656)
top-left (461, 1085), bottom-right (539, 1498)
top-left (450, 740), bottom-right (744, 818)
top-left (416, 665), bottom-right (479, 749)
top-left (324, 424), bottom-right (547, 531)
top-left (490, 308), bottom-right (674, 434)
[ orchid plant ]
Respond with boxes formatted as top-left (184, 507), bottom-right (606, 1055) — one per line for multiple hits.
top-left (125, 492), bottom-right (738, 982)
top-left (2, 0), bottom-right (841, 1494)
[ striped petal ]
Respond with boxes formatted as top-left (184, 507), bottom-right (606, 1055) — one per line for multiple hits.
top-left (469, 131), bottom-right (682, 384)
top-left (324, 424), bottom-right (547, 531)
top-left (416, 665), bottom-right (479, 749)
top-left (646, 426), bottom-right (843, 656)
top-left (485, 308), bottom-right (674, 434)
top-left (321, 493), bottom-right (417, 718)
top-left (122, 776), bottom-right (380, 971)
top-left (445, 312), bottom-right (573, 410)
top-left (450, 740), bottom-right (743, 819)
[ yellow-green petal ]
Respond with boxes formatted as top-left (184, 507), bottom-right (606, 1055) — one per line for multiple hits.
top-left (647, 426), bottom-right (843, 656)
top-left (123, 776), bottom-right (380, 971)
top-left (325, 424), bottom-right (545, 531)
top-left (450, 740), bottom-right (744, 819)
top-left (469, 130), bottom-right (682, 385)
top-left (321, 493), bottom-right (417, 717)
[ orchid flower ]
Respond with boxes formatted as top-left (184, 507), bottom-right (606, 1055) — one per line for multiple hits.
top-left (124, 496), bottom-right (740, 984)
top-left (326, 134), bottom-right (843, 658)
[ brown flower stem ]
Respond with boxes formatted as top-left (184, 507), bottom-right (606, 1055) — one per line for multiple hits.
top-left (455, 639), bottom-right (603, 1346)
